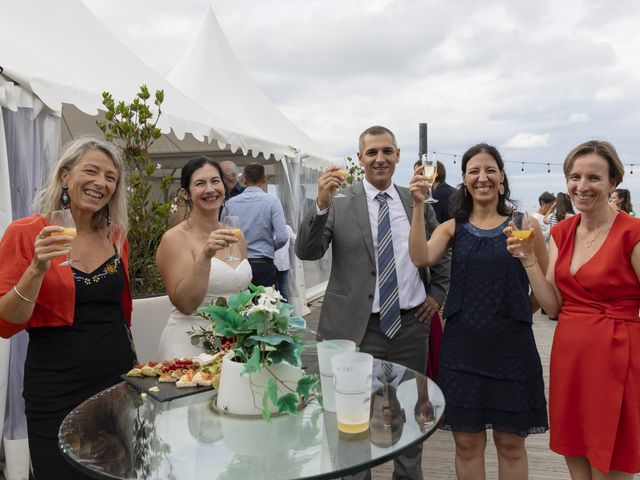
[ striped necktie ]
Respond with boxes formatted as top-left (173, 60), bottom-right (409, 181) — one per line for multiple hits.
top-left (375, 192), bottom-right (401, 338)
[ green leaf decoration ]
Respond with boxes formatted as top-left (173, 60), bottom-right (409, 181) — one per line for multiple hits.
top-left (248, 334), bottom-right (294, 347)
top-left (268, 343), bottom-right (301, 367)
top-left (296, 375), bottom-right (320, 397)
top-left (277, 393), bottom-right (299, 415)
top-left (266, 378), bottom-right (278, 405)
top-left (241, 345), bottom-right (261, 376)
top-left (262, 392), bottom-right (272, 423)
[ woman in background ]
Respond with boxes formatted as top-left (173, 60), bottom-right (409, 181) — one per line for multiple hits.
top-left (0, 136), bottom-right (135, 479)
top-left (507, 140), bottom-right (640, 478)
top-left (610, 188), bottom-right (635, 216)
top-left (544, 192), bottom-right (575, 227)
top-left (156, 156), bottom-right (251, 359)
top-left (409, 143), bottom-right (549, 480)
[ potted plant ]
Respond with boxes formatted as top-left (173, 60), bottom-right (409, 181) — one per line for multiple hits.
top-left (193, 284), bottom-right (321, 421)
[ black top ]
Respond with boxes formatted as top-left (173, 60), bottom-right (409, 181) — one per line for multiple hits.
top-left (24, 254), bottom-right (136, 416)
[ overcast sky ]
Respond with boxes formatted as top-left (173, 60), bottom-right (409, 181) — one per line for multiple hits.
top-left (82, 0), bottom-right (640, 210)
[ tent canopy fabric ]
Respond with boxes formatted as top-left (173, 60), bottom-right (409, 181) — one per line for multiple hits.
top-left (0, 0), bottom-right (330, 166)
top-left (167, 7), bottom-right (332, 168)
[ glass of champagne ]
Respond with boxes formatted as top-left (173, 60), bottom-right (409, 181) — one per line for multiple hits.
top-left (49, 209), bottom-right (77, 266)
top-left (332, 157), bottom-right (347, 198)
top-left (421, 154), bottom-right (438, 204)
top-left (512, 211), bottom-right (532, 258)
top-left (223, 216), bottom-right (241, 262)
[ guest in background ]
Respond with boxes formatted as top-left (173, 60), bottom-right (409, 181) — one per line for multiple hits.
top-left (410, 143), bottom-right (549, 480)
top-left (544, 192), bottom-right (575, 227)
top-left (156, 156), bottom-right (250, 359)
top-left (610, 188), bottom-right (635, 216)
top-left (274, 224), bottom-right (296, 303)
top-left (412, 159), bottom-right (457, 224)
top-left (507, 140), bottom-right (640, 478)
top-left (0, 136), bottom-right (136, 479)
top-left (224, 162), bottom-right (288, 287)
top-left (219, 160), bottom-right (245, 199)
top-left (531, 191), bottom-right (556, 242)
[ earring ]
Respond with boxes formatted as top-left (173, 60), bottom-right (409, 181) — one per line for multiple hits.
top-left (463, 186), bottom-right (467, 197)
top-left (498, 183), bottom-right (505, 196)
top-left (61, 183), bottom-right (70, 209)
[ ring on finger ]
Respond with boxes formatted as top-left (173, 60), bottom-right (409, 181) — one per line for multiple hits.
top-left (38, 232), bottom-right (46, 240)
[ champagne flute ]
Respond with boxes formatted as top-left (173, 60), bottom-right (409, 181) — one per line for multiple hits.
top-left (421, 154), bottom-right (438, 204)
top-left (512, 211), bottom-right (532, 258)
top-left (332, 157), bottom-right (348, 198)
top-left (223, 216), bottom-right (241, 262)
top-left (49, 209), bottom-right (77, 266)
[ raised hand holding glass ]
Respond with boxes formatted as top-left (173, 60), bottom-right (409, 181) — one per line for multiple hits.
top-left (49, 209), bottom-right (77, 266)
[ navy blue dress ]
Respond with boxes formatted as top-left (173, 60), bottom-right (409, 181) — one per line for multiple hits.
top-left (438, 218), bottom-right (548, 437)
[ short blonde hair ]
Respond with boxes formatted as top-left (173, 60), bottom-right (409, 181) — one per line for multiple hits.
top-left (563, 140), bottom-right (624, 186)
top-left (33, 136), bottom-right (128, 251)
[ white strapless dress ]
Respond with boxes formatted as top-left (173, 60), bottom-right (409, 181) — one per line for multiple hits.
top-left (156, 258), bottom-right (252, 359)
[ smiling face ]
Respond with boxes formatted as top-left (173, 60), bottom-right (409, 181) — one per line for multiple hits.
top-left (566, 153), bottom-right (615, 213)
top-left (184, 163), bottom-right (225, 214)
top-left (462, 152), bottom-right (504, 203)
top-left (357, 133), bottom-right (400, 190)
top-left (61, 149), bottom-right (119, 215)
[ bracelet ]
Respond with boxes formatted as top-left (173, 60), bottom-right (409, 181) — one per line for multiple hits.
top-left (522, 260), bottom-right (537, 269)
top-left (13, 285), bottom-right (35, 304)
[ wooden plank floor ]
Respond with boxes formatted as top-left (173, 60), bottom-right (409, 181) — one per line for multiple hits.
top-left (302, 299), bottom-right (574, 479)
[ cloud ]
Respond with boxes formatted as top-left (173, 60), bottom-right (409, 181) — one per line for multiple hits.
top-left (568, 112), bottom-right (590, 123)
top-left (504, 133), bottom-right (552, 149)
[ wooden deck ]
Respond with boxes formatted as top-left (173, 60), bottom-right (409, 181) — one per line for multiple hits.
top-left (303, 299), bottom-right (572, 479)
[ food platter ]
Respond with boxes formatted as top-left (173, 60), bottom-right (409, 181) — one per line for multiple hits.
top-left (122, 374), bottom-right (213, 402)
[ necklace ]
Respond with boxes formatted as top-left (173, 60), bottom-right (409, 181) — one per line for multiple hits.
top-left (584, 227), bottom-right (603, 248)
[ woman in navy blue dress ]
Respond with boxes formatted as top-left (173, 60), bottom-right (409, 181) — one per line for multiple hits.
top-left (408, 144), bottom-right (549, 479)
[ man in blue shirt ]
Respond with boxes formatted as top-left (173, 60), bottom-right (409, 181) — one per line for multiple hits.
top-left (224, 163), bottom-right (288, 287)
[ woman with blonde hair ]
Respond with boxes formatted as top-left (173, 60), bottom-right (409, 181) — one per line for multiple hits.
top-left (507, 140), bottom-right (640, 478)
top-left (0, 136), bottom-right (135, 479)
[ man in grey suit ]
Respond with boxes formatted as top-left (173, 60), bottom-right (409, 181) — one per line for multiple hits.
top-left (295, 125), bottom-right (450, 480)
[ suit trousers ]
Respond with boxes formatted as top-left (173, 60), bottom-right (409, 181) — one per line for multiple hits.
top-left (345, 307), bottom-right (431, 480)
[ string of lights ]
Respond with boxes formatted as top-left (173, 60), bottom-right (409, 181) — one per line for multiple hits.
top-left (425, 150), bottom-right (635, 175)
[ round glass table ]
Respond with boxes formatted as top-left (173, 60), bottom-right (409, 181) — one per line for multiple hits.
top-left (59, 353), bottom-right (445, 479)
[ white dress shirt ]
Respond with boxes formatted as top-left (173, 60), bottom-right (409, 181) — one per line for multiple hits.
top-left (362, 179), bottom-right (426, 313)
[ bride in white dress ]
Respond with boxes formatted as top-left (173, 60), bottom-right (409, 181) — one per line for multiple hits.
top-left (156, 157), bottom-right (252, 359)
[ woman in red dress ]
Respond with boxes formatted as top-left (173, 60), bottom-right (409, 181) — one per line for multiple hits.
top-left (507, 140), bottom-right (640, 479)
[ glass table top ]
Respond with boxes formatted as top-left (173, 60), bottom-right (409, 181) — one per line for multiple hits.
top-left (59, 352), bottom-right (445, 479)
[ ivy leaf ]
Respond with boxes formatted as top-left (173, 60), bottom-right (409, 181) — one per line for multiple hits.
top-left (266, 378), bottom-right (278, 405)
top-left (262, 391), bottom-right (272, 423)
top-left (248, 334), bottom-right (293, 347)
top-left (277, 393), bottom-right (299, 415)
top-left (296, 375), bottom-right (320, 397)
top-left (269, 343), bottom-right (301, 367)
top-left (241, 345), bottom-right (261, 376)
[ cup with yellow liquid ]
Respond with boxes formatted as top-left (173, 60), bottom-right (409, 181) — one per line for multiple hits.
top-left (512, 211), bottom-right (532, 258)
top-left (49, 209), bottom-right (77, 266)
top-left (334, 169), bottom-right (348, 198)
top-left (222, 216), bottom-right (241, 262)
top-left (331, 352), bottom-right (373, 434)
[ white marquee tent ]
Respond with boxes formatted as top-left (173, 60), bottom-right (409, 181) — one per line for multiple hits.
top-left (0, 2), bottom-right (331, 477)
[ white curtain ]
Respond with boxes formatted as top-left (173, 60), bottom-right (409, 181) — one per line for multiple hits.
top-left (273, 157), bottom-right (329, 312)
top-left (0, 93), bottom-right (61, 480)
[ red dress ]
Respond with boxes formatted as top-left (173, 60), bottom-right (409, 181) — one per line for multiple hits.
top-left (550, 212), bottom-right (640, 474)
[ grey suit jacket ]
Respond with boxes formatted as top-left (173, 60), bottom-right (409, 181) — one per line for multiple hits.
top-left (295, 181), bottom-right (451, 344)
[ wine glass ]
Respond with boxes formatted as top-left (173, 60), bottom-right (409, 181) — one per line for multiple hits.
top-left (223, 216), bottom-right (241, 262)
top-left (421, 154), bottom-right (438, 204)
top-left (512, 211), bottom-right (532, 258)
top-left (332, 157), bottom-right (348, 199)
top-left (49, 209), bottom-right (77, 266)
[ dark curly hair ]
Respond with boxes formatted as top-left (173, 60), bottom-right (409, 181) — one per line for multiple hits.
top-left (450, 143), bottom-right (513, 222)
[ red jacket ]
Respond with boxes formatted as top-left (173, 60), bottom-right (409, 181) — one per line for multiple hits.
top-left (0, 215), bottom-right (132, 338)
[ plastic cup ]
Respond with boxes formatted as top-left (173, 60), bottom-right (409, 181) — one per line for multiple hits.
top-left (317, 340), bottom-right (356, 412)
top-left (331, 352), bottom-right (373, 434)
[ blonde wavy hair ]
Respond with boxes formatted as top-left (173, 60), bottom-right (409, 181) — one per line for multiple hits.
top-left (33, 136), bottom-right (128, 252)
